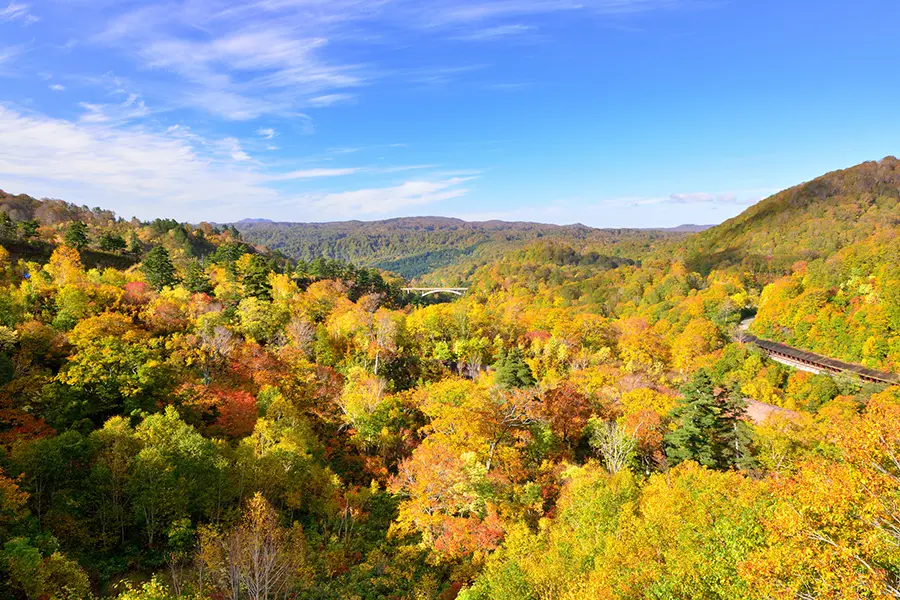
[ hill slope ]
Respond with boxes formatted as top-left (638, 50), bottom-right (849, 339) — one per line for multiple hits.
top-left (674, 156), bottom-right (900, 372)
top-left (235, 216), bottom-right (688, 280)
top-left (683, 156), bottom-right (900, 274)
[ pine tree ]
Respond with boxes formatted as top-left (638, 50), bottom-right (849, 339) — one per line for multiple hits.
top-left (494, 347), bottom-right (536, 389)
top-left (665, 370), bottom-right (753, 470)
top-left (719, 392), bottom-right (756, 470)
top-left (128, 231), bottom-right (142, 255)
top-left (172, 226), bottom-right (195, 257)
top-left (98, 231), bottom-right (127, 253)
top-left (0, 213), bottom-right (16, 239)
top-left (142, 245), bottom-right (178, 291)
top-left (184, 260), bottom-right (213, 294)
top-left (18, 220), bottom-right (40, 240)
top-left (64, 221), bottom-right (89, 251)
top-left (242, 255), bottom-right (272, 301)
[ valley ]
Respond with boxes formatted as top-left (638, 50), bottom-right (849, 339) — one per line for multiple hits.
top-left (0, 157), bottom-right (899, 599)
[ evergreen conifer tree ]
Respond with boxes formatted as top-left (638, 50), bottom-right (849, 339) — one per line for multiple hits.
top-left (128, 231), bottom-right (142, 255)
top-left (665, 370), bottom-right (754, 470)
top-left (0, 213), bottom-right (16, 239)
top-left (184, 260), bottom-right (213, 294)
top-left (98, 231), bottom-right (127, 253)
top-left (18, 220), bottom-right (39, 239)
top-left (494, 347), bottom-right (536, 389)
top-left (64, 221), bottom-right (89, 251)
top-left (718, 392), bottom-right (756, 470)
top-left (142, 245), bottom-right (178, 290)
top-left (242, 255), bottom-right (272, 301)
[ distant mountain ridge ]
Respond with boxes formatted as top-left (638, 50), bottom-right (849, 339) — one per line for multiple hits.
top-left (234, 216), bottom-right (694, 280)
top-left (661, 224), bottom-right (715, 233)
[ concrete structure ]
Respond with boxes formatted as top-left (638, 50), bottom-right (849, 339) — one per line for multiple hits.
top-left (742, 333), bottom-right (899, 385)
top-left (401, 287), bottom-right (469, 297)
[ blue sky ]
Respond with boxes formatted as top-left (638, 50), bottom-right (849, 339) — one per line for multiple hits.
top-left (0, 0), bottom-right (898, 225)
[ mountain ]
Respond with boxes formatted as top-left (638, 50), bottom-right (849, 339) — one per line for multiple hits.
top-left (663, 224), bottom-right (715, 233)
top-left (682, 156), bottom-right (900, 274)
top-left (677, 156), bottom-right (900, 372)
top-left (235, 216), bottom-right (687, 280)
top-left (0, 189), bottom-right (287, 272)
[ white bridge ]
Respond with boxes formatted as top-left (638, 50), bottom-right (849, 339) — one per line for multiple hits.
top-left (401, 287), bottom-right (469, 297)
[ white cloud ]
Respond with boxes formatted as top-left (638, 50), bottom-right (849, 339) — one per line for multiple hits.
top-left (49, 84), bottom-right (66, 92)
top-left (667, 192), bottom-right (745, 204)
top-left (222, 137), bottom-right (252, 162)
top-left (89, 0), bottom-right (691, 122)
top-left (267, 168), bottom-right (362, 181)
top-left (0, 2), bottom-right (37, 24)
top-left (415, 0), bottom-right (691, 25)
top-left (0, 105), bottom-right (459, 222)
top-left (98, 7), bottom-right (367, 120)
top-left (78, 93), bottom-right (150, 124)
top-left (312, 177), bottom-right (472, 218)
top-left (483, 82), bottom-right (530, 91)
top-left (328, 146), bottom-right (362, 154)
top-left (0, 45), bottom-right (23, 71)
top-left (257, 127), bottom-right (276, 139)
top-left (0, 105), bottom-right (276, 221)
top-left (308, 93), bottom-right (355, 107)
top-left (453, 24), bottom-right (536, 40)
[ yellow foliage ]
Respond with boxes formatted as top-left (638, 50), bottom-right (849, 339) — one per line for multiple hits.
top-left (45, 245), bottom-right (84, 285)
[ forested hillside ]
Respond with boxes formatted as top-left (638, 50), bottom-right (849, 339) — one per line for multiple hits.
top-left (678, 158), bottom-right (900, 372)
top-left (683, 156), bottom-right (900, 274)
top-left (1, 164), bottom-right (900, 600)
top-left (235, 216), bottom-right (685, 280)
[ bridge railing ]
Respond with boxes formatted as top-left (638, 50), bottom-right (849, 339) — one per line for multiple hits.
top-left (401, 287), bottom-right (469, 297)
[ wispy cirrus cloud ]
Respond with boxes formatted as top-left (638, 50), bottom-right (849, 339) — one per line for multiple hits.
top-left (667, 191), bottom-right (740, 204)
top-left (0, 2), bottom-right (38, 24)
top-left (308, 93), bottom-right (355, 107)
top-left (79, 93), bottom-right (151, 124)
top-left (267, 167), bottom-right (362, 181)
top-left (405, 0), bottom-right (691, 27)
top-left (95, 4), bottom-right (369, 120)
top-left (452, 24), bottom-right (537, 41)
top-left (86, 0), bottom-right (694, 121)
top-left (0, 45), bottom-right (23, 71)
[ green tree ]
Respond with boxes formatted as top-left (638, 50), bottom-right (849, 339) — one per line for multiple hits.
top-left (57, 313), bottom-right (172, 420)
top-left (128, 231), bottom-right (142, 255)
top-left (18, 220), bottom-right (39, 239)
top-left (172, 226), bottom-right (195, 257)
top-left (184, 260), bottom-right (213, 294)
top-left (98, 231), bottom-right (127, 253)
top-left (2, 538), bottom-right (92, 600)
top-left (242, 255), bottom-right (272, 301)
top-left (142, 245), bottom-right (178, 291)
top-left (130, 407), bottom-right (225, 547)
top-left (665, 370), bottom-right (753, 470)
top-left (63, 221), bottom-right (89, 251)
top-left (494, 347), bottom-right (535, 389)
top-left (0, 213), bottom-right (17, 238)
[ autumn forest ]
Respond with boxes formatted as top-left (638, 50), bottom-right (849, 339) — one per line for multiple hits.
top-left (2, 157), bottom-right (900, 600)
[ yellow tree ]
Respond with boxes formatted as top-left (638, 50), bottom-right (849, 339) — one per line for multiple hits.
top-left (742, 388), bottom-right (900, 598)
top-left (199, 492), bottom-right (309, 600)
top-left (44, 245), bottom-right (84, 286)
top-left (671, 318), bottom-right (722, 374)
